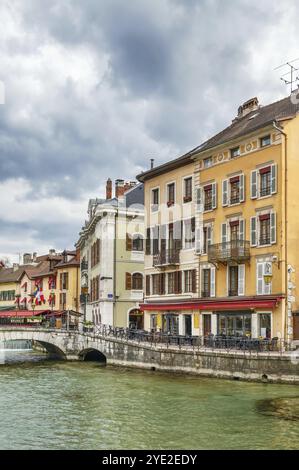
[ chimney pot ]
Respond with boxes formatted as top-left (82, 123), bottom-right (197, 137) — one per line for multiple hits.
top-left (150, 158), bottom-right (155, 169)
top-left (115, 179), bottom-right (125, 198)
top-left (238, 97), bottom-right (259, 118)
top-left (106, 178), bottom-right (112, 199)
top-left (23, 253), bottom-right (32, 265)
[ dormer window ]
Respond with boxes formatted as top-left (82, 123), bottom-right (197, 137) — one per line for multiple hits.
top-left (260, 135), bottom-right (271, 148)
top-left (230, 147), bottom-right (240, 159)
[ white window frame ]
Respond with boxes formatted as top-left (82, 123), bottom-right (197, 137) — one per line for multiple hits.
top-left (256, 261), bottom-right (272, 295)
top-left (183, 218), bottom-right (196, 250)
top-left (251, 164), bottom-right (277, 200)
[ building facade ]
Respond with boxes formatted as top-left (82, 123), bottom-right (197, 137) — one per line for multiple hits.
top-left (138, 95), bottom-right (299, 342)
top-left (76, 179), bottom-right (145, 328)
top-left (0, 250), bottom-right (80, 315)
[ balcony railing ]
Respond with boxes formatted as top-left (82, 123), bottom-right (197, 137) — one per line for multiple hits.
top-left (260, 185), bottom-right (271, 197)
top-left (208, 240), bottom-right (250, 264)
top-left (153, 249), bottom-right (180, 267)
top-left (259, 236), bottom-right (271, 246)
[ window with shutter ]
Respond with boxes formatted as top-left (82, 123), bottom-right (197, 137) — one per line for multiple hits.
top-left (240, 174), bottom-right (245, 202)
top-left (222, 179), bottom-right (228, 206)
top-left (195, 225), bottom-right (202, 254)
top-left (270, 212), bottom-right (276, 244)
top-left (160, 273), bottom-right (165, 295)
top-left (250, 217), bottom-right (257, 246)
top-left (257, 262), bottom-right (264, 295)
top-left (126, 233), bottom-right (132, 251)
top-left (221, 223), bottom-right (227, 243)
top-left (196, 187), bottom-right (202, 212)
top-left (238, 265), bottom-right (245, 296)
top-left (239, 219), bottom-right (245, 241)
top-left (125, 272), bottom-right (132, 290)
top-left (145, 228), bottom-right (151, 255)
top-left (210, 267), bottom-right (216, 297)
top-left (212, 182), bottom-right (217, 209)
top-left (271, 164), bottom-right (277, 194)
top-left (251, 170), bottom-right (258, 199)
top-left (146, 275), bottom-right (151, 296)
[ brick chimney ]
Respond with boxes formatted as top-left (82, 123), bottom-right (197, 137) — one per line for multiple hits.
top-left (115, 179), bottom-right (125, 198)
top-left (124, 181), bottom-right (137, 193)
top-left (106, 178), bottom-right (112, 199)
top-left (238, 97), bottom-right (259, 118)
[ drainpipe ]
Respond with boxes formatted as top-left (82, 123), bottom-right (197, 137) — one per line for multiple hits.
top-left (273, 121), bottom-right (288, 342)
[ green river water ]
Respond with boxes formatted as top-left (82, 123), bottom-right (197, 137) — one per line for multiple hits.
top-left (0, 350), bottom-right (298, 450)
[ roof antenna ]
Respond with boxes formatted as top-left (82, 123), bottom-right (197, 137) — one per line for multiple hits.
top-left (275, 58), bottom-right (299, 93)
top-left (150, 158), bottom-right (155, 169)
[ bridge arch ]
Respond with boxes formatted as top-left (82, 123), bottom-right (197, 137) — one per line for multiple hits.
top-left (79, 348), bottom-right (107, 363)
top-left (33, 340), bottom-right (66, 359)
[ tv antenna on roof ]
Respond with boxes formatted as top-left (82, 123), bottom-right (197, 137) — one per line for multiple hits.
top-left (275, 58), bottom-right (299, 92)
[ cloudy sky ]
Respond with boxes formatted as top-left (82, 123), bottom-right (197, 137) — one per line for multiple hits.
top-left (0, 0), bottom-right (298, 262)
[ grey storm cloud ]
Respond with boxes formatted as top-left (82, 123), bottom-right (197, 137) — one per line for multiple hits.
top-left (0, 0), bottom-right (299, 257)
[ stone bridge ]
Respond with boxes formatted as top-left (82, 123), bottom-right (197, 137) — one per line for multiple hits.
top-left (0, 327), bottom-right (298, 384)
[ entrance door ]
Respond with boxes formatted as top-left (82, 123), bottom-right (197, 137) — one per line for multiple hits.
top-left (293, 313), bottom-right (299, 340)
top-left (203, 314), bottom-right (211, 336)
top-left (163, 314), bottom-right (179, 334)
top-left (184, 315), bottom-right (192, 336)
top-left (129, 310), bottom-right (144, 330)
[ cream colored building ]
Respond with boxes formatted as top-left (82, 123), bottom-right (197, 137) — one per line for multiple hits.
top-left (76, 179), bottom-right (145, 328)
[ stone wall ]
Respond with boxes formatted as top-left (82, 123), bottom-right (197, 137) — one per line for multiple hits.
top-left (0, 328), bottom-right (298, 384)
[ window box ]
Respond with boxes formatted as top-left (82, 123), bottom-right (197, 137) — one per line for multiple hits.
top-left (183, 195), bottom-right (192, 203)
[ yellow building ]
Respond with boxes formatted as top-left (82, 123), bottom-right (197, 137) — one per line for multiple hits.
top-left (0, 265), bottom-right (24, 311)
top-left (18, 251), bottom-right (80, 313)
top-left (137, 95), bottom-right (299, 343)
top-left (0, 251), bottom-right (80, 320)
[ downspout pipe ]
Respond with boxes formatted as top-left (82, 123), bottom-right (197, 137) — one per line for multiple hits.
top-left (272, 120), bottom-right (288, 341)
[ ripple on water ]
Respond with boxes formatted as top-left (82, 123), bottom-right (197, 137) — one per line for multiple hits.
top-left (0, 354), bottom-right (299, 450)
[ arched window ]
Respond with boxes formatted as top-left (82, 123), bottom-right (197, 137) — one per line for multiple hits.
top-left (132, 234), bottom-right (144, 252)
top-left (132, 273), bottom-right (143, 290)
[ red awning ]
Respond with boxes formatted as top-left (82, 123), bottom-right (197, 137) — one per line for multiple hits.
top-left (259, 214), bottom-right (270, 221)
top-left (140, 297), bottom-right (282, 312)
top-left (0, 310), bottom-right (52, 318)
top-left (230, 176), bottom-right (240, 183)
top-left (259, 166), bottom-right (271, 174)
top-left (229, 220), bottom-right (239, 227)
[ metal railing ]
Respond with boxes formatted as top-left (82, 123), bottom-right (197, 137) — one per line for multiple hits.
top-left (153, 248), bottom-right (180, 267)
top-left (260, 186), bottom-right (271, 197)
top-left (92, 324), bottom-right (292, 353)
top-left (259, 237), bottom-right (271, 246)
top-left (208, 239), bottom-right (250, 264)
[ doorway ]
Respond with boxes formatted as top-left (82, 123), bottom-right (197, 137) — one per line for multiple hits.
top-left (184, 315), bottom-right (192, 336)
top-left (203, 314), bottom-right (212, 336)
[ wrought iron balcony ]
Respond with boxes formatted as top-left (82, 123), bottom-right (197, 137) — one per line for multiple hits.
top-left (153, 249), bottom-right (180, 267)
top-left (81, 261), bottom-right (88, 271)
top-left (208, 240), bottom-right (250, 264)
